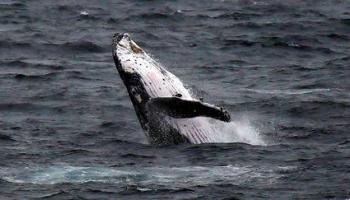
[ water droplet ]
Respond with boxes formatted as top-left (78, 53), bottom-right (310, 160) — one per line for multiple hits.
top-left (80, 11), bottom-right (89, 16)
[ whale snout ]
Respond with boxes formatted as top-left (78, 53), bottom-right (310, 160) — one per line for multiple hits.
top-left (113, 32), bottom-right (144, 55)
top-left (113, 33), bottom-right (130, 44)
top-left (113, 33), bottom-right (124, 43)
top-left (112, 33), bottom-right (145, 74)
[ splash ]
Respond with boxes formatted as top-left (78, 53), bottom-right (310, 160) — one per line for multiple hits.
top-left (0, 165), bottom-right (280, 187)
top-left (149, 112), bottom-right (267, 145)
top-left (212, 115), bottom-right (267, 146)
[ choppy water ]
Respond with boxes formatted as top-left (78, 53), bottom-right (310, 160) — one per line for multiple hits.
top-left (0, 0), bottom-right (350, 199)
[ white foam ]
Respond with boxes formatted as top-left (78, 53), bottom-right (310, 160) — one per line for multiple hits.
top-left (210, 115), bottom-right (267, 146)
top-left (0, 165), bottom-right (280, 187)
top-left (80, 11), bottom-right (89, 16)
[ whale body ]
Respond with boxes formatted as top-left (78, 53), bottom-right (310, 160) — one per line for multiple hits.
top-left (112, 33), bottom-right (231, 145)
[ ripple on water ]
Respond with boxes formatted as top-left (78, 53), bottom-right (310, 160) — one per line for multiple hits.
top-left (0, 165), bottom-right (283, 188)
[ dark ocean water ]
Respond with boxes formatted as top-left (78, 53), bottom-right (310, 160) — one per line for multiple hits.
top-left (1, 0), bottom-right (350, 199)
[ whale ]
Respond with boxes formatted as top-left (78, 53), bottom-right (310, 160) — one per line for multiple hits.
top-left (112, 33), bottom-right (231, 145)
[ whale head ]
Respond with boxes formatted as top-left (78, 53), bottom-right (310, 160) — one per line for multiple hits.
top-left (112, 32), bottom-right (190, 98)
top-left (113, 33), bottom-right (144, 53)
top-left (112, 33), bottom-right (153, 86)
top-left (113, 33), bottom-right (144, 68)
top-left (112, 33), bottom-right (152, 128)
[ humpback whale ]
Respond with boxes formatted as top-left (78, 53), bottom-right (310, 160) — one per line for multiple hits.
top-left (112, 33), bottom-right (231, 145)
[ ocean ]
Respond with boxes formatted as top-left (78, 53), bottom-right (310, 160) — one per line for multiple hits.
top-left (0, 0), bottom-right (349, 199)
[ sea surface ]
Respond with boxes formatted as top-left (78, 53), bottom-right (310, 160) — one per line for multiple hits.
top-left (1, 0), bottom-right (350, 199)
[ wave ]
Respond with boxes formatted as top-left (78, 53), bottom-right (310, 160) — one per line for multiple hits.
top-left (218, 34), bottom-right (333, 53)
top-left (0, 164), bottom-right (282, 187)
top-left (2, 71), bottom-right (93, 81)
top-left (0, 60), bottom-right (65, 70)
top-left (259, 36), bottom-right (332, 53)
top-left (121, 153), bottom-right (156, 159)
top-left (0, 102), bottom-right (40, 111)
top-left (0, 2), bottom-right (26, 10)
top-left (340, 18), bottom-right (350, 25)
top-left (140, 13), bottom-right (170, 19)
top-left (213, 12), bottom-right (261, 20)
top-left (0, 133), bottom-right (15, 141)
top-left (325, 33), bottom-right (349, 40)
top-left (125, 11), bottom-right (184, 21)
top-left (47, 41), bottom-right (105, 53)
top-left (0, 102), bottom-right (72, 113)
top-left (223, 39), bottom-right (256, 47)
top-left (243, 88), bottom-right (331, 95)
top-left (63, 41), bottom-right (104, 52)
top-left (14, 72), bottom-right (57, 81)
top-left (0, 40), bottom-right (31, 48)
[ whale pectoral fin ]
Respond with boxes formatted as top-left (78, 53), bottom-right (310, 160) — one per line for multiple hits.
top-left (147, 97), bottom-right (231, 122)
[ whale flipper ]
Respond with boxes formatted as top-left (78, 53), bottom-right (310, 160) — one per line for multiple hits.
top-left (147, 97), bottom-right (231, 122)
